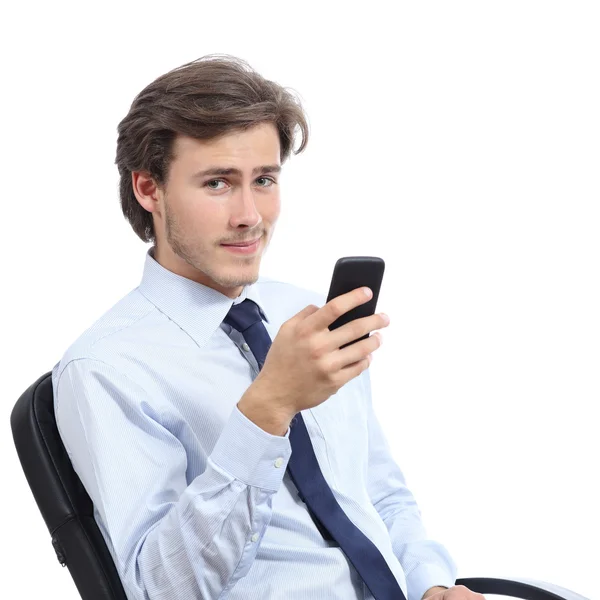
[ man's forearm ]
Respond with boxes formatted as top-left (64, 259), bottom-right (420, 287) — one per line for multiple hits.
top-left (237, 388), bottom-right (294, 436)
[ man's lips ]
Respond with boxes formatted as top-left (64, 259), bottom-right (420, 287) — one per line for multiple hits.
top-left (221, 237), bottom-right (261, 247)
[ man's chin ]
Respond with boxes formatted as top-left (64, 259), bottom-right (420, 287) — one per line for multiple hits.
top-left (213, 262), bottom-right (261, 286)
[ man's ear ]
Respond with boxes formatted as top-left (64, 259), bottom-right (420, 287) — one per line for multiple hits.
top-left (132, 171), bottom-right (162, 215)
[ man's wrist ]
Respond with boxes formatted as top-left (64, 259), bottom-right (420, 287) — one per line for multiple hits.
top-left (422, 586), bottom-right (449, 599)
top-left (237, 388), bottom-right (294, 437)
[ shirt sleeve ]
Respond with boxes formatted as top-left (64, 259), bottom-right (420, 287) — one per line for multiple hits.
top-left (361, 369), bottom-right (457, 600)
top-left (54, 357), bottom-right (291, 600)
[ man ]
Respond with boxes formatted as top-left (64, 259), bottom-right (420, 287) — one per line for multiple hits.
top-left (52, 54), bottom-right (480, 600)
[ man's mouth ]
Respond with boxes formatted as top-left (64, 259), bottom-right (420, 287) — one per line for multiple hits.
top-left (221, 237), bottom-right (261, 247)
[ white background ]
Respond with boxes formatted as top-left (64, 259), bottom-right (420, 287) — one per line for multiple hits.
top-left (2, 1), bottom-right (598, 598)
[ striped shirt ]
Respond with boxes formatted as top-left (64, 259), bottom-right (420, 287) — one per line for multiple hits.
top-left (52, 246), bottom-right (457, 600)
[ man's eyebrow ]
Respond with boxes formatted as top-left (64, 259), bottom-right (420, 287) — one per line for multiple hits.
top-left (192, 165), bottom-right (282, 179)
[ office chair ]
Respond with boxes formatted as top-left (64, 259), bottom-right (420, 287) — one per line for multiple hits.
top-left (11, 371), bottom-right (590, 600)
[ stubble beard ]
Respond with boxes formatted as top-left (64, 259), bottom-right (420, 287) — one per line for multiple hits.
top-left (164, 200), bottom-right (265, 289)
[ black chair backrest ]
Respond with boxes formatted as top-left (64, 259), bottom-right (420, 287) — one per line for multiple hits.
top-left (11, 371), bottom-right (128, 600)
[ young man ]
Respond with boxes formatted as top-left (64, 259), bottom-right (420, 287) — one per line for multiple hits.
top-left (52, 54), bottom-right (478, 600)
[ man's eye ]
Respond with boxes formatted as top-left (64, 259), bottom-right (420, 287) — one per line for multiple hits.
top-left (256, 176), bottom-right (277, 187)
top-left (205, 179), bottom-right (226, 190)
top-left (204, 177), bottom-right (276, 190)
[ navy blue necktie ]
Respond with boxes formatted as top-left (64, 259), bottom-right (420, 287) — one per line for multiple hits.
top-left (224, 298), bottom-right (407, 600)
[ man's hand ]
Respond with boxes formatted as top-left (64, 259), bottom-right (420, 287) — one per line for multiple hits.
top-left (422, 585), bottom-right (485, 600)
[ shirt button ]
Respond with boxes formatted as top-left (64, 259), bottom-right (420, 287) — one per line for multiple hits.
top-left (274, 457), bottom-right (284, 468)
top-left (242, 343), bottom-right (250, 351)
top-left (251, 533), bottom-right (259, 542)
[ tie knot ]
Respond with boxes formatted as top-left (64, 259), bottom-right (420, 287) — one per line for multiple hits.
top-left (223, 299), bottom-right (264, 333)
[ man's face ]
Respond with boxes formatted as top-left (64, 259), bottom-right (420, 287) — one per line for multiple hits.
top-left (142, 122), bottom-right (282, 298)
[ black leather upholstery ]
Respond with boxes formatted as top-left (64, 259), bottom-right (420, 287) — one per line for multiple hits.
top-left (11, 370), bottom-right (590, 600)
top-left (11, 371), bottom-right (128, 599)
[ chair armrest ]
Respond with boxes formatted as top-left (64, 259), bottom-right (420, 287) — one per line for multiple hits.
top-left (455, 577), bottom-right (590, 600)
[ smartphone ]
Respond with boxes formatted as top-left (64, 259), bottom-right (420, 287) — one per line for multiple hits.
top-left (325, 256), bottom-right (385, 349)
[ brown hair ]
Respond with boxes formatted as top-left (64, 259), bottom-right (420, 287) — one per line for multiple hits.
top-left (115, 54), bottom-right (310, 244)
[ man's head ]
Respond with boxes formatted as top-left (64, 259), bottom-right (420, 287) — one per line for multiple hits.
top-left (115, 54), bottom-right (309, 298)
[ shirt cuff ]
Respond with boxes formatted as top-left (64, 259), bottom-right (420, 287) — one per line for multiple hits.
top-left (209, 405), bottom-right (292, 492)
top-left (406, 563), bottom-right (455, 600)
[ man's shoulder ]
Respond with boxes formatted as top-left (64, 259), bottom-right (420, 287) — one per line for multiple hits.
top-left (52, 288), bottom-right (156, 383)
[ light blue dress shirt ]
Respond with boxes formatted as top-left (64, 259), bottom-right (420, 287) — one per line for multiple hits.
top-left (52, 247), bottom-right (457, 600)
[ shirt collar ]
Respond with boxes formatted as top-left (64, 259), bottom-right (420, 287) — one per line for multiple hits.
top-left (138, 246), bottom-right (270, 348)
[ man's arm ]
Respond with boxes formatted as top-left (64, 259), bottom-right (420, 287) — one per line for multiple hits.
top-left (360, 369), bottom-right (457, 600)
top-left (54, 358), bottom-right (291, 600)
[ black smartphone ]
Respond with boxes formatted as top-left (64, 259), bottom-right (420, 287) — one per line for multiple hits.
top-left (325, 256), bottom-right (385, 349)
